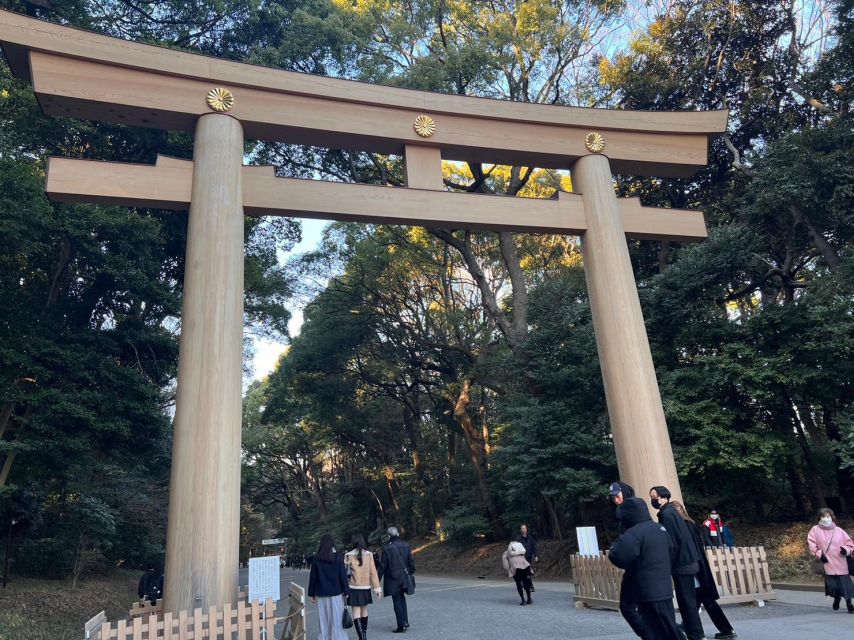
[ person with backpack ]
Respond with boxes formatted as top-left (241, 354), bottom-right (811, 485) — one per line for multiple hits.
top-left (502, 541), bottom-right (533, 605)
top-left (381, 526), bottom-right (415, 633)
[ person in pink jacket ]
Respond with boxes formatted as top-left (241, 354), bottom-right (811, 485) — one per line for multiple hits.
top-left (807, 508), bottom-right (854, 613)
top-left (502, 541), bottom-right (533, 606)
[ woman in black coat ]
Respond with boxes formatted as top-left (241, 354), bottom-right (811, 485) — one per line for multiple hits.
top-left (672, 501), bottom-right (738, 640)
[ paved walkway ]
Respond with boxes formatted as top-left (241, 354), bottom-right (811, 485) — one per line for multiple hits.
top-left (241, 568), bottom-right (853, 639)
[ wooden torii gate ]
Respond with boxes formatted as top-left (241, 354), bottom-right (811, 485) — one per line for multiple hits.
top-left (0, 10), bottom-right (727, 614)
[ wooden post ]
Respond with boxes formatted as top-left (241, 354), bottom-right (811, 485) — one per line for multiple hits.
top-left (573, 153), bottom-right (682, 504)
top-left (164, 112), bottom-right (244, 613)
top-left (404, 145), bottom-right (443, 190)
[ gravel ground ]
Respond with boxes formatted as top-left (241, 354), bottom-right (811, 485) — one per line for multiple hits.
top-left (239, 567), bottom-right (852, 640)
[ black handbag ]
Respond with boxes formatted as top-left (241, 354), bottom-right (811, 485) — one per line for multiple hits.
top-left (342, 598), bottom-right (354, 629)
top-left (847, 554), bottom-right (854, 576)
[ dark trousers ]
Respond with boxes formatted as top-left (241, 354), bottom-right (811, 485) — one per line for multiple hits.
top-left (619, 577), bottom-right (648, 639)
top-left (673, 574), bottom-right (705, 640)
top-left (638, 599), bottom-right (683, 640)
top-left (391, 591), bottom-right (408, 629)
top-left (698, 590), bottom-right (734, 634)
top-left (513, 568), bottom-right (532, 601)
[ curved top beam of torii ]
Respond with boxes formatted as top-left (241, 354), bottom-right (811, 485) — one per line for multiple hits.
top-left (0, 9), bottom-right (726, 177)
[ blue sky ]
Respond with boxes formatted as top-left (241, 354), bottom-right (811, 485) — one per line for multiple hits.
top-left (250, 217), bottom-right (327, 381)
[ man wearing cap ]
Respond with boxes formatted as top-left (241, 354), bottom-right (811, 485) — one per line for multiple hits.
top-left (609, 481), bottom-right (648, 638)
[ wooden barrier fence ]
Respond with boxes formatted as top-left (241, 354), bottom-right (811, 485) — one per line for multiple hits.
top-left (87, 598), bottom-right (276, 640)
top-left (279, 583), bottom-right (306, 640)
top-left (571, 546), bottom-right (775, 610)
top-left (130, 590), bottom-right (248, 619)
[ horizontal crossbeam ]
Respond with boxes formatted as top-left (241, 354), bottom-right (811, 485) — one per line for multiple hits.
top-left (46, 156), bottom-right (707, 242)
top-left (0, 10), bottom-right (728, 177)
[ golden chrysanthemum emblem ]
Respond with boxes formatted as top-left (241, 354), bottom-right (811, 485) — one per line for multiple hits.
top-left (206, 87), bottom-right (234, 113)
top-left (584, 131), bottom-right (605, 153)
top-left (413, 114), bottom-right (436, 138)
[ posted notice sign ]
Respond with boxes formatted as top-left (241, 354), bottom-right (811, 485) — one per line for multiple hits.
top-left (576, 527), bottom-right (600, 557)
top-left (248, 555), bottom-right (281, 603)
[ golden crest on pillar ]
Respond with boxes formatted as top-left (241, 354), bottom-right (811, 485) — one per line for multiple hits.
top-left (585, 131), bottom-right (605, 153)
top-left (206, 87), bottom-right (234, 113)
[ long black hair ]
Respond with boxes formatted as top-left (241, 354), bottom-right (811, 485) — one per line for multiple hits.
top-left (350, 533), bottom-right (367, 566)
top-left (317, 533), bottom-right (336, 563)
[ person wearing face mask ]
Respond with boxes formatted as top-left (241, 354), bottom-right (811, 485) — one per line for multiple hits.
top-left (807, 508), bottom-right (854, 613)
top-left (703, 511), bottom-right (724, 548)
top-left (650, 486), bottom-right (706, 640)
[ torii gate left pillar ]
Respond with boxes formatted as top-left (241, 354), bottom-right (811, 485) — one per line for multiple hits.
top-left (164, 113), bottom-right (244, 611)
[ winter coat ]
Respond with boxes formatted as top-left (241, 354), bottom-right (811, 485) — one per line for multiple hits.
top-left (807, 523), bottom-right (854, 577)
top-left (608, 497), bottom-right (676, 602)
top-left (687, 522), bottom-right (720, 601)
top-left (502, 547), bottom-right (532, 578)
top-left (518, 534), bottom-right (539, 562)
top-left (657, 502), bottom-right (700, 576)
top-left (381, 538), bottom-right (415, 596)
top-left (308, 552), bottom-right (349, 598)
top-left (344, 549), bottom-right (381, 591)
top-left (613, 482), bottom-right (637, 533)
top-left (703, 516), bottom-right (724, 547)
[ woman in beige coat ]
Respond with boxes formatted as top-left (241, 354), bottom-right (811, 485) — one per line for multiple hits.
top-left (502, 541), bottom-right (533, 605)
top-left (344, 534), bottom-right (382, 639)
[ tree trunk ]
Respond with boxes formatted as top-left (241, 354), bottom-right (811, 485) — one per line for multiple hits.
top-left (453, 379), bottom-right (506, 539)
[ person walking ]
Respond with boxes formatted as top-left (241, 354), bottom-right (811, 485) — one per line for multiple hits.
top-left (671, 501), bottom-right (738, 639)
top-left (344, 534), bottom-right (382, 640)
top-left (807, 508), bottom-right (854, 613)
top-left (609, 482), bottom-right (647, 639)
top-left (703, 510), bottom-right (725, 548)
top-left (650, 486), bottom-right (706, 640)
top-left (518, 524), bottom-right (539, 592)
top-left (381, 526), bottom-right (415, 633)
top-left (608, 496), bottom-right (683, 640)
top-left (502, 541), bottom-right (533, 605)
top-left (308, 533), bottom-right (349, 640)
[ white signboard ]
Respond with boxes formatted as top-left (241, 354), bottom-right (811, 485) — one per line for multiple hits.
top-left (576, 526), bottom-right (600, 557)
top-left (248, 555), bottom-right (281, 604)
top-left (262, 538), bottom-right (287, 546)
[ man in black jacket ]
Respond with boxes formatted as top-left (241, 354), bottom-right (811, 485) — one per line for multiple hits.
top-left (609, 482), bottom-right (647, 638)
top-left (650, 486), bottom-right (706, 640)
top-left (518, 524), bottom-right (539, 592)
top-left (381, 526), bottom-right (416, 633)
top-left (609, 496), bottom-right (683, 640)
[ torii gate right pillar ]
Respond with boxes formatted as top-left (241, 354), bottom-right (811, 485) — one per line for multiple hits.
top-left (573, 154), bottom-right (682, 504)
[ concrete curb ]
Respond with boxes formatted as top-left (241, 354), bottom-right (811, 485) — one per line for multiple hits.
top-left (771, 582), bottom-right (824, 592)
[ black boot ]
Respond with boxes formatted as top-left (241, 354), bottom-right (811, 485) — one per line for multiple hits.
top-left (833, 596), bottom-right (841, 610)
top-left (362, 616), bottom-right (369, 639)
top-left (847, 599), bottom-right (854, 614)
top-left (526, 593), bottom-right (533, 605)
top-left (353, 618), bottom-right (365, 640)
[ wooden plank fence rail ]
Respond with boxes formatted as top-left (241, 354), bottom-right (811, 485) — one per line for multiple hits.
top-left (130, 589), bottom-right (249, 619)
top-left (87, 597), bottom-right (276, 640)
top-left (571, 546), bottom-right (776, 610)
